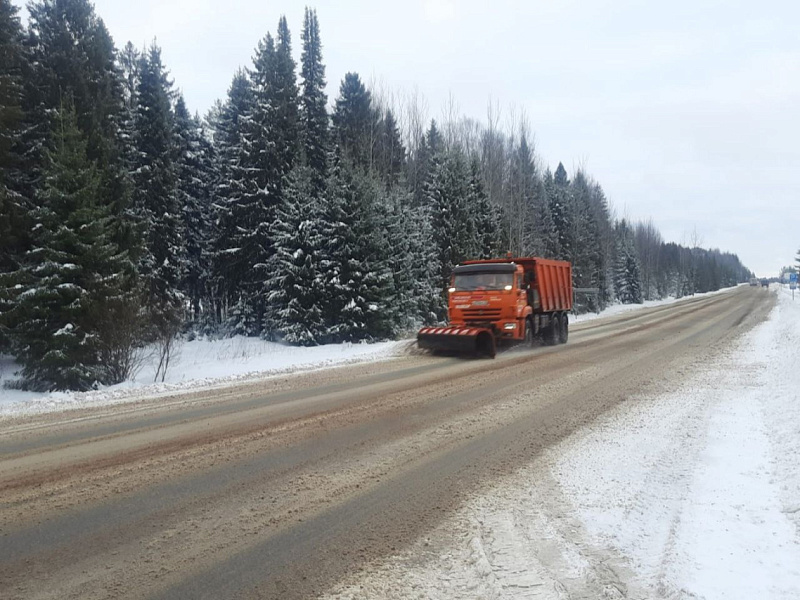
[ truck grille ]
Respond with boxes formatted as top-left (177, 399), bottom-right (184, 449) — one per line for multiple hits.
top-left (461, 308), bottom-right (502, 320)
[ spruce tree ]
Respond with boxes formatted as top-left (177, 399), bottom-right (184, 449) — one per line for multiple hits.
top-left (0, 0), bottom-right (28, 352)
top-left (468, 158), bottom-right (504, 258)
top-left (613, 219), bottom-right (643, 304)
top-left (26, 0), bottom-right (129, 217)
top-left (570, 171), bottom-right (600, 303)
top-left (131, 43), bottom-right (184, 333)
top-left (265, 166), bottom-right (327, 344)
top-left (374, 108), bottom-right (405, 187)
top-left (117, 41), bottom-right (140, 172)
top-left (410, 120), bottom-right (443, 207)
top-left (323, 159), bottom-right (395, 342)
top-left (425, 149), bottom-right (478, 294)
top-left (505, 133), bottom-right (535, 254)
top-left (208, 70), bottom-right (253, 330)
top-left (174, 95), bottom-right (215, 326)
top-left (332, 73), bottom-right (377, 171)
top-left (380, 189), bottom-right (417, 331)
top-left (549, 163), bottom-right (573, 261)
top-left (15, 103), bottom-right (132, 390)
top-left (299, 7), bottom-right (328, 185)
top-left (232, 18), bottom-right (300, 335)
top-left (271, 16), bottom-right (301, 179)
top-left (405, 201), bottom-right (444, 325)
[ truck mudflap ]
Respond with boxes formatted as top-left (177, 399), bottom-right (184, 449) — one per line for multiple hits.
top-left (417, 326), bottom-right (496, 358)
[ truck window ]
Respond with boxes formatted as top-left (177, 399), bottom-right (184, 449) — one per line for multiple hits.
top-left (453, 272), bottom-right (514, 291)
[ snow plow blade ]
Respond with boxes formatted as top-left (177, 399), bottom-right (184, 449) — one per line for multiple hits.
top-left (417, 326), bottom-right (496, 359)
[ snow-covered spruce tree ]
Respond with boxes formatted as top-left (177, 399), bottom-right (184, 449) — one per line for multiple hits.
top-left (374, 108), bottom-right (406, 188)
top-left (271, 17), bottom-right (301, 177)
top-left (174, 95), bottom-right (216, 328)
top-left (299, 7), bottom-right (328, 186)
top-left (410, 120), bottom-right (443, 207)
top-left (425, 148), bottom-right (479, 295)
top-left (131, 43), bottom-right (184, 337)
top-left (0, 0), bottom-right (29, 353)
top-left (509, 134), bottom-right (557, 258)
top-left (393, 191), bottom-right (443, 326)
top-left (548, 163), bottom-right (573, 262)
top-left (378, 190), bottom-right (417, 332)
top-left (332, 72), bottom-right (377, 172)
top-left (14, 103), bottom-right (132, 391)
top-left (468, 157), bottom-right (505, 259)
top-left (570, 172), bottom-right (613, 311)
top-left (322, 158), bottom-right (395, 342)
top-left (26, 0), bottom-right (130, 220)
top-left (589, 180), bottom-right (615, 308)
top-left (358, 173), bottom-right (405, 335)
top-left (117, 42), bottom-right (140, 185)
top-left (207, 70), bottom-right (253, 330)
top-left (505, 132), bottom-right (536, 255)
top-left (567, 171), bottom-right (595, 292)
top-left (265, 166), bottom-right (327, 344)
top-left (231, 18), bottom-right (300, 336)
top-left (613, 219), bottom-right (643, 304)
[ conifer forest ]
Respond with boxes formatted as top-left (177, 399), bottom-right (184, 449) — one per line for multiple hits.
top-left (0, 0), bottom-right (752, 391)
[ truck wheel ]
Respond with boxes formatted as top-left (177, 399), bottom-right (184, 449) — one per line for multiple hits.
top-left (560, 313), bottom-right (569, 344)
top-left (546, 315), bottom-right (560, 346)
top-left (476, 331), bottom-right (496, 359)
top-left (524, 317), bottom-right (534, 347)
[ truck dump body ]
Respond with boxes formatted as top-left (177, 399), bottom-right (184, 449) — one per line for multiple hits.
top-left (530, 258), bottom-right (573, 312)
top-left (417, 257), bottom-right (573, 358)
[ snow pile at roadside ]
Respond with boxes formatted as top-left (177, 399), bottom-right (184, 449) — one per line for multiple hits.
top-left (572, 283), bottom-right (739, 323)
top-left (325, 287), bottom-right (800, 600)
top-left (554, 286), bottom-right (800, 598)
top-left (0, 337), bottom-right (404, 417)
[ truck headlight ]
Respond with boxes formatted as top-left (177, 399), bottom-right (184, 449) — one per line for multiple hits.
top-left (503, 323), bottom-right (517, 330)
top-left (448, 287), bottom-right (456, 293)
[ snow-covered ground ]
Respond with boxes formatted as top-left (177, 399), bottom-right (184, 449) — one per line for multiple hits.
top-left (571, 284), bottom-right (739, 323)
top-left (326, 286), bottom-right (800, 600)
top-left (0, 337), bottom-right (403, 417)
top-left (0, 285), bottom-right (738, 418)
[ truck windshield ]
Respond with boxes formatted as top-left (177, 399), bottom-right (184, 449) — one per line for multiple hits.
top-left (453, 272), bottom-right (514, 291)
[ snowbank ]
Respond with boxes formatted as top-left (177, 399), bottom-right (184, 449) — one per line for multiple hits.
top-left (555, 285), bottom-right (800, 598)
top-left (572, 283), bottom-right (739, 323)
top-left (0, 337), bottom-right (404, 417)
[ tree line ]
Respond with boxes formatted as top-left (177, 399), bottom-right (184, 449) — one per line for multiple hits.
top-left (0, 0), bottom-right (752, 391)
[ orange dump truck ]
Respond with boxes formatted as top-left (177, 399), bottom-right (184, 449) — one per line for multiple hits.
top-left (417, 257), bottom-right (573, 358)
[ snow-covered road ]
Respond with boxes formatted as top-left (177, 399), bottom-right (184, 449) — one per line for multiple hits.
top-left (326, 287), bottom-right (800, 599)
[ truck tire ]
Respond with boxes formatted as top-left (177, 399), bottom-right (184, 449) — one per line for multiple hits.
top-left (524, 317), bottom-right (535, 347)
top-left (559, 313), bottom-right (569, 344)
top-left (546, 314), bottom-right (560, 346)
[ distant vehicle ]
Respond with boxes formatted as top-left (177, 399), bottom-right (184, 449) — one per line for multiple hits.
top-left (760, 279), bottom-right (769, 288)
top-left (749, 277), bottom-right (759, 287)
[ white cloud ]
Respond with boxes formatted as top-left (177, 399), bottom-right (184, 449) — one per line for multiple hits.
top-left (422, 0), bottom-right (457, 23)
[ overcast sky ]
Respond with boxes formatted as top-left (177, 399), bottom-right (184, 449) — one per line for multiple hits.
top-left (14, 0), bottom-right (800, 275)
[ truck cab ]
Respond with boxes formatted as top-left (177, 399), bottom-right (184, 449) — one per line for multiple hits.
top-left (448, 263), bottom-right (531, 340)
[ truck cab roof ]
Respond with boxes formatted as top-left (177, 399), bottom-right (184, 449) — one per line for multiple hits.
top-left (453, 263), bottom-right (518, 274)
